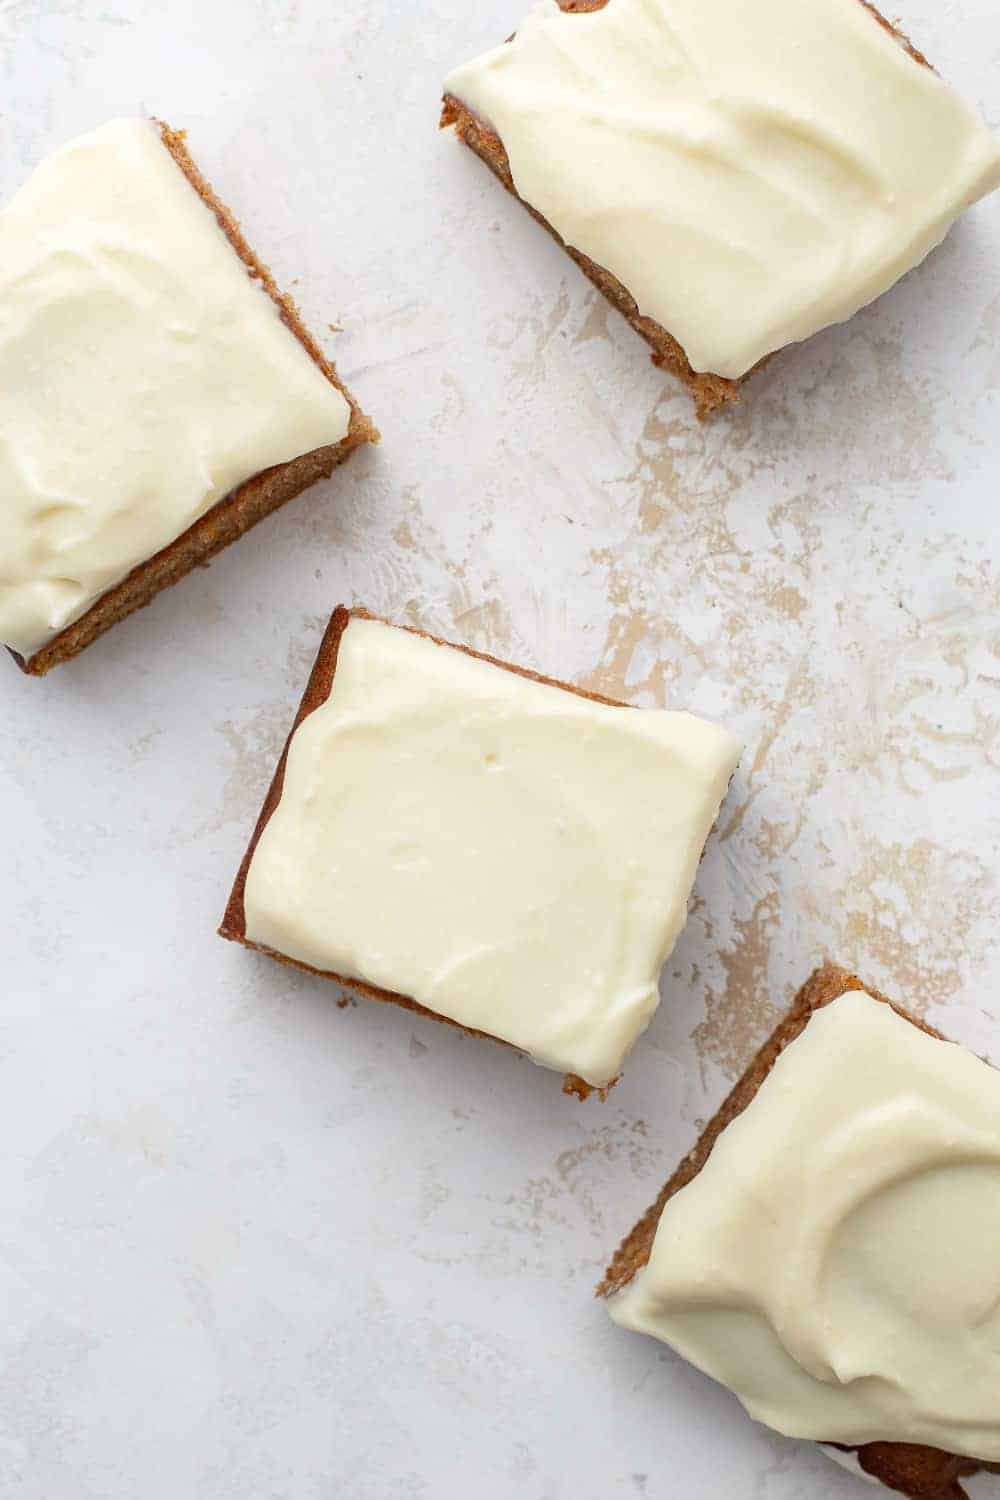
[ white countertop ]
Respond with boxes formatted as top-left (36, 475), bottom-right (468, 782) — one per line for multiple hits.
top-left (3, 2), bottom-right (999, 1496)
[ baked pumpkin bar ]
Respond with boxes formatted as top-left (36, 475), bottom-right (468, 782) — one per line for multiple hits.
top-left (442, 0), bottom-right (1000, 414)
top-left (599, 964), bottom-right (1000, 1498)
top-left (0, 119), bottom-right (377, 675)
top-left (220, 607), bottom-right (740, 1096)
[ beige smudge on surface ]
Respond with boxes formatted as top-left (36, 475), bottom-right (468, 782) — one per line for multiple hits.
top-left (430, 371), bottom-right (468, 435)
top-left (393, 518), bottom-right (418, 552)
top-left (373, 477), bottom-right (523, 662)
top-left (691, 890), bottom-right (784, 1079)
top-left (573, 291), bottom-right (617, 350)
top-left (556, 1116), bottom-right (650, 1187)
top-left (193, 613), bottom-right (332, 841)
top-left (378, 484), bottom-right (503, 645)
top-left (213, 710), bottom-right (290, 830)
top-left (477, 1119), bottom-right (658, 1264)
top-left (564, 288), bottom-right (995, 1085)
top-left (489, 284), bottom-right (574, 392)
top-left (817, 837), bottom-right (996, 1017)
top-left (447, 592), bottom-right (515, 657)
top-left (768, 583), bottom-right (808, 621)
top-left (576, 601), bottom-right (674, 703)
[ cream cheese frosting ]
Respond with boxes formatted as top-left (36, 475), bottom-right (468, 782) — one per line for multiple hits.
top-left (0, 118), bottom-right (351, 658)
top-left (242, 615), bottom-right (740, 1087)
top-left (445, 0), bottom-right (1000, 378)
top-left (608, 990), bottom-right (1000, 1459)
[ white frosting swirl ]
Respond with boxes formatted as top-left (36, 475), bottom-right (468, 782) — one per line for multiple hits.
top-left (609, 991), bottom-right (1000, 1459)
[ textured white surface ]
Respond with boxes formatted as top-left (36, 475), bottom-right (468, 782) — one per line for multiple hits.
top-left (2, 2), bottom-right (999, 1497)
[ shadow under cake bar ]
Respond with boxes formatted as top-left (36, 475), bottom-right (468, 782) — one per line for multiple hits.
top-left (442, 0), bottom-right (1000, 415)
top-left (599, 964), bottom-right (1000, 1499)
top-left (220, 606), bottom-right (740, 1096)
top-left (0, 118), bottom-right (377, 676)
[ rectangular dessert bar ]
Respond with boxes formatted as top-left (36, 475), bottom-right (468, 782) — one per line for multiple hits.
top-left (599, 964), bottom-right (1000, 1498)
top-left (220, 606), bottom-right (740, 1097)
top-left (442, 0), bottom-right (1000, 415)
top-left (1, 119), bottom-right (377, 676)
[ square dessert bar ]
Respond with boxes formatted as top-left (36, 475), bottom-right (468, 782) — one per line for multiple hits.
top-left (0, 118), bottom-right (377, 676)
top-left (220, 607), bottom-right (740, 1096)
top-left (442, 0), bottom-right (1000, 414)
top-left (599, 964), bottom-right (1000, 1498)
